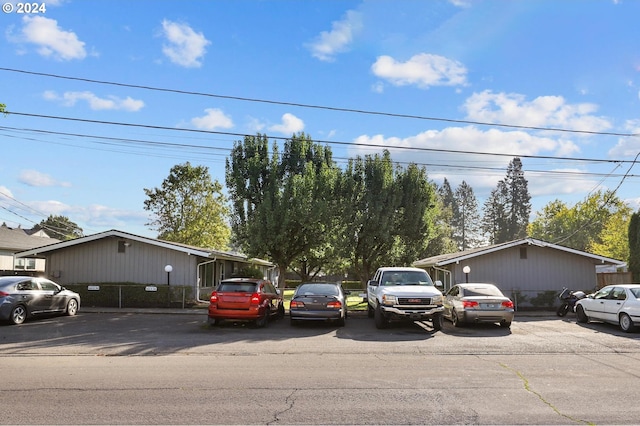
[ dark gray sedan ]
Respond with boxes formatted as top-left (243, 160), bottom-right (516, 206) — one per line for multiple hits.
top-left (290, 282), bottom-right (347, 326)
top-left (0, 276), bottom-right (80, 325)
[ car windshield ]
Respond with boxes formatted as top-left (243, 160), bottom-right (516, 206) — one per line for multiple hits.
top-left (218, 282), bottom-right (257, 293)
top-left (382, 271), bottom-right (433, 286)
top-left (296, 284), bottom-right (339, 296)
top-left (463, 286), bottom-right (504, 297)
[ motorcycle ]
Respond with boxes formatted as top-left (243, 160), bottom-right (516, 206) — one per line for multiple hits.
top-left (556, 287), bottom-right (586, 317)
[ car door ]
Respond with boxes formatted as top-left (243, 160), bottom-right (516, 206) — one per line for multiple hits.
top-left (603, 287), bottom-right (627, 322)
top-left (443, 286), bottom-right (459, 318)
top-left (583, 286), bottom-right (613, 321)
top-left (37, 279), bottom-right (65, 312)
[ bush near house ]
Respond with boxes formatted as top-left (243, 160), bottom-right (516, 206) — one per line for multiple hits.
top-left (64, 283), bottom-right (195, 308)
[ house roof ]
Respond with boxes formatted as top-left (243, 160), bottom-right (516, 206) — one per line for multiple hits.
top-left (413, 237), bottom-right (626, 268)
top-left (0, 223), bottom-right (60, 251)
top-left (15, 229), bottom-right (274, 266)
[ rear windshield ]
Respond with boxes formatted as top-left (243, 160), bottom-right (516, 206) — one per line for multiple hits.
top-left (381, 271), bottom-right (433, 286)
top-left (297, 283), bottom-right (339, 296)
top-left (218, 282), bottom-right (258, 293)
top-left (462, 286), bottom-right (504, 297)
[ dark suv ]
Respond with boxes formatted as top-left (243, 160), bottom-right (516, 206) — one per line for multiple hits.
top-left (208, 278), bottom-right (284, 327)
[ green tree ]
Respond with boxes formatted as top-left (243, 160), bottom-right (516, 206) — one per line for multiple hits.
top-left (504, 157), bottom-right (531, 240)
top-left (437, 178), bottom-right (457, 244)
top-left (482, 181), bottom-right (508, 244)
top-left (453, 180), bottom-right (481, 250)
top-left (589, 206), bottom-right (632, 262)
top-left (528, 190), bottom-right (630, 253)
top-left (36, 215), bottom-right (83, 240)
top-left (629, 211), bottom-right (640, 282)
top-left (226, 133), bottom-right (339, 287)
top-left (337, 150), bottom-right (437, 284)
top-left (144, 162), bottom-right (230, 249)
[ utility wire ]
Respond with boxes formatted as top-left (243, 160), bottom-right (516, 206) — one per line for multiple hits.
top-left (1, 67), bottom-right (639, 138)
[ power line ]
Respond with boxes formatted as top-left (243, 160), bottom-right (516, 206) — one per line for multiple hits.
top-left (1, 67), bottom-right (639, 138)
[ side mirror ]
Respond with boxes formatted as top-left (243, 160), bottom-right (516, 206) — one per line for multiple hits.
top-left (434, 280), bottom-right (443, 288)
top-left (367, 280), bottom-right (378, 287)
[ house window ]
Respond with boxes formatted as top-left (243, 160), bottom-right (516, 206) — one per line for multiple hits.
top-left (15, 258), bottom-right (36, 270)
top-left (520, 247), bottom-right (527, 259)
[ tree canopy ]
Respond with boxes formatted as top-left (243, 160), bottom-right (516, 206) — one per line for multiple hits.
top-left (143, 162), bottom-right (230, 249)
top-left (37, 215), bottom-right (83, 240)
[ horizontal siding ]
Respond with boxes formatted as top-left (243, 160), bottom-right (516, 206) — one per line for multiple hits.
top-left (449, 245), bottom-right (598, 294)
top-left (47, 237), bottom-right (198, 286)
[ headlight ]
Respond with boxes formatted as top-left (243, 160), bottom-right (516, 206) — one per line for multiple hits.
top-left (432, 295), bottom-right (443, 304)
top-left (382, 294), bottom-right (397, 306)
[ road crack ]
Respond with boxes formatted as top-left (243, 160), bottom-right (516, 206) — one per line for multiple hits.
top-left (268, 389), bottom-right (298, 425)
top-left (499, 362), bottom-right (594, 425)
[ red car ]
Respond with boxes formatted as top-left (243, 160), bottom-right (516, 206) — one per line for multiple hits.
top-left (208, 278), bottom-right (284, 327)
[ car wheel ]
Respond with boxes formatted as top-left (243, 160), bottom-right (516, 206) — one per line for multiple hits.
top-left (452, 309), bottom-right (462, 327)
top-left (208, 317), bottom-right (220, 326)
top-left (500, 320), bottom-right (511, 328)
top-left (619, 313), bottom-right (635, 333)
top-left (575, 305), bottom-right (589, 323)
top-left (66, 299), bottom-right (79, 316)
top-left (367, 304), bottom-right (374, 318)
top-left (10, 305), bottom-right (27, 325)
top-left (337, 313), bottom-right (346, 327)
top-left (374, 305), bottom-right (388, 329)
top-left (432, 312), bottom-right (443, 331)
top-left (277, 303), bottom-right (285, 319)
top-left (254, 308), bottom-right (269, 328)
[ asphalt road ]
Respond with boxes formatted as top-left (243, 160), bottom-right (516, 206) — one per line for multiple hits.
top-left (2, 310), bottom-right (640, 424)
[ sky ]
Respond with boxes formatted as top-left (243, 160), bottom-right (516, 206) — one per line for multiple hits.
top-left (1, 0), bottom-right (640, 240)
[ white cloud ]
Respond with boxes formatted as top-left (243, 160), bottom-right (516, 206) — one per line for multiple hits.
top-left (464, 90), bottom-right (611, 132)
top-left (43, 90), bottom-right (144, 111)
top-left (18, 170), bottom-right (71, 187)
top-left (160, 19), bottom-right (210, 68)
top-left (269, 113), bottom-right (305, 135)
top-left (307, 10), bottom-right (363, 62)
top-left (0, 186), bottom-right (14, 200)
top-left (608, 119), bottom-right (640, 157)
top-left (190, 108), bottom-right (233, 130)
top-left (17, 16), bottom-right (86, 60)
top-left (371, 53), bottom-right (468, 89)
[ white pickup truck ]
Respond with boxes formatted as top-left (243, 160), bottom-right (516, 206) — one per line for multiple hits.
top-left (367, 267), bottom-right (444, 330)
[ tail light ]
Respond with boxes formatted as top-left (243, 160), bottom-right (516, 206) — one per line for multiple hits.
top-left (250, 293), bottom-right (261, 305)
top-left (290, 300), bottom-right (304, 309)
top-left (462, 300), bottom-right (479, 308)
top-left (210, 292), bottom-right (218, 304)
top-left (327, 300), bottom-right (342, 309)
top-left (0, 291), bottom-right (9, 297)
top-left (502, 300), bottom-right (514, 309)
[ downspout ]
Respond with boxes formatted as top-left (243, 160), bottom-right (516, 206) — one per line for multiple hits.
top-left (196, 257), bottom-right (217, 303)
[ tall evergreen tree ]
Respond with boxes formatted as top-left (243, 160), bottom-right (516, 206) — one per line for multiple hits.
top-left (504, 157), bottom-right (531, 240)
top-left (438, 178), bottom-right (457, 243)
top-left (453, 181), bottom-right (481, 250)
top-left (482, 181), bottom-right (508, 244)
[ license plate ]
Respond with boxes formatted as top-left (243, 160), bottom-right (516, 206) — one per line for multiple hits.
top-left (483, 304), bottom-right (496, 309)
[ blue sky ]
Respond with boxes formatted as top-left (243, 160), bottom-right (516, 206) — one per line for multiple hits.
top-left (1, 0), bottom-right (639, 239)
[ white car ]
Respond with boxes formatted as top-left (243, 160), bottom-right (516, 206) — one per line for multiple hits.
top-left (575, 284), bottom-right (640, 332)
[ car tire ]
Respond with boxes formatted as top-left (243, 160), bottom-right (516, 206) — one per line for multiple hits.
top-left (432, 312), bottom-right (443, 331)
top-left (10, 305), bottom-right (27, 325)
top-left (374, 305), bottom-right (388, 329)
top-left (575, 305), bottom-right (589, 323)
top-left (500, 320), bottom-right (511, 328)
top-left (277, 303), bottom-right (285, 319)
top-left (254, 308), bottom-right (269, 328)
top-left (66, 299), bottom-right (79, 316)
top-left (337, 313), bottom-right (346, 327)
top-left (452, 309), bottom-right (462, 327)
top-left (619, 313), bottom-right (635, 333)
top-left (367, 304), bottom-right (374, 318)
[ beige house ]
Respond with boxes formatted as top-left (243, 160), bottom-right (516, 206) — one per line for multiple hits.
top-left (0, 223), bottom-right (59, 274)
top-left (16, 229), bottom-right (274, 302)
top-left (413, 238), bottom-right (626, 307)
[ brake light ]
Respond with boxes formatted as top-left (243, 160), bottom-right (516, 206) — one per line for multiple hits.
top-left (250, 293), bottom-right (261, 305)
top-left (210, 292), bottom-right (218, 304)
top-left (0, 291), bottom-right (8, 297)
top-left (327, 300), bottom-right (342, 309)
top-left (290, 300), bottom-right (304, 308)
top-left (462, 300), bottom-right (479, 308)
top-left (502, 300), bottom-right (514, 309)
